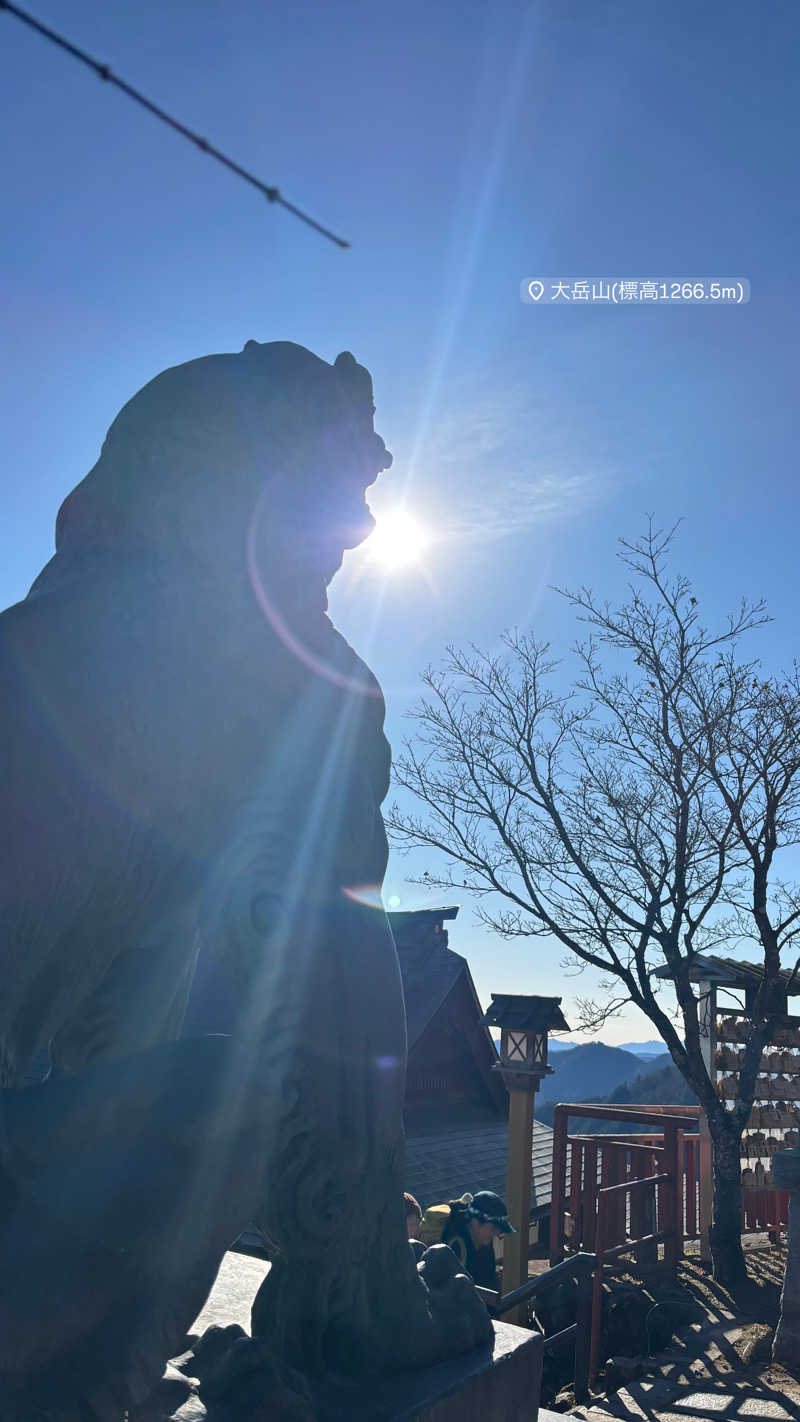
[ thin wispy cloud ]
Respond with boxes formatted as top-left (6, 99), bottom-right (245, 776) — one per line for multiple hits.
top-left (415, 377), bottom-right (617, 548)
top-left (447, 469), bottom-right (607, 546)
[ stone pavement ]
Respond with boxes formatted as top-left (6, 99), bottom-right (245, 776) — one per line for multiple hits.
top-left (567, 1368), bottom-right (800, 1419)
top-left (191, 1248), bottom-right (269, 1335)
top-left (565, 1325), bottom-right (800, 1422)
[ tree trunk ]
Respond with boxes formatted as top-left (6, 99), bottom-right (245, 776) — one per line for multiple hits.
top-left (708, 1117), bottom-right (747, 1285)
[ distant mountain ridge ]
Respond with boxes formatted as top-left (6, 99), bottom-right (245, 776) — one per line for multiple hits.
top-left (537, 1041), bottom-right (649, 1105)
top-left (537, 1057), bottom-right (697, 1131)
top-left (549, 1038), bottom-right (666, 1057)
top-left (617, 1040), bottom-right (668, 1057)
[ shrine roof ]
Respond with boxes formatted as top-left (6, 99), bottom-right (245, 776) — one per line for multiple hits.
top-left (653, 953), bottom-right (800, 993)
top-left (404, 1109), bottom-right (554, 1221)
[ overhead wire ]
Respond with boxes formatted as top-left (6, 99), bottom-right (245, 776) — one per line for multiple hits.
top-left (0, 0), bottom-right (350, 248)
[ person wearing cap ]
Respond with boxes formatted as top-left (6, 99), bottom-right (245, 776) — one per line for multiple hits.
top-left (441, 1190), bottom-right (514, 1289)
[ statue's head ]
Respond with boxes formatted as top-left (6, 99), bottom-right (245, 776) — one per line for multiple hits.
top-left (52, 341), bottom-right (393, 596)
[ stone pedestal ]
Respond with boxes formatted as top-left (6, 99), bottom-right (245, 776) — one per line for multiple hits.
top-left (773, 1148), bottom-right (800, 1364)
top-left (164, 1255), bottom-right (542, 1422)
top-left (312, 1322), bottom-right (543, 1422)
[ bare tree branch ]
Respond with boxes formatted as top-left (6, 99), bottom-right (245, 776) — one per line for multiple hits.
top-left (388, 520), bottom-right (800, 1284)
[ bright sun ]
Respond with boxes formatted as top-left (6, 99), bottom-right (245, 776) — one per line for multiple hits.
top-left (365, 509), bottom-right (430, 570)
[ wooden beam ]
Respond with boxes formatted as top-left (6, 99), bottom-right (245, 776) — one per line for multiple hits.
top-left (550, 1105), bottom-right (568, 1265)
top-left (552, 1103), bottom-right (697, 1127)
top-left (504, 1085), bottom-right (535, 1321)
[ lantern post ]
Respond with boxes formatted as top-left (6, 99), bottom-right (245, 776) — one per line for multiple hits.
top-left (483, 994), bottom-right (571, 1318)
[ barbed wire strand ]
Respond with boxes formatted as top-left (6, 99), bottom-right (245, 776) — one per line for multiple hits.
top-left (0, 0), bottom-right (350, 248)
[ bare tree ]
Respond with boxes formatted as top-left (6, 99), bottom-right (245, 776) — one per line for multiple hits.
top-left (388, 522), bottom-right (800, 1284)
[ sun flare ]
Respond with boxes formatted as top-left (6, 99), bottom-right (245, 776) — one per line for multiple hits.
top-left (365, 508), bottom-right (430, 570)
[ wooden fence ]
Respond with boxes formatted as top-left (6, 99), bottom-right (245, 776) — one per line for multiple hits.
top-left (549, 1103), bottom-right (700, 1380)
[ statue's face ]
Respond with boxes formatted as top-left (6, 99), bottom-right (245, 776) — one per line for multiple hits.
top-left (272, 425), bottom-right (383, 587)
top-left (243, 353), bottom-right (392, 599)
top-left (302, 383), bottom-right (390, 584)
top-left (314, 473), bottom-right (377, 584)
top-left (249, 448), bottom-right (379, 598)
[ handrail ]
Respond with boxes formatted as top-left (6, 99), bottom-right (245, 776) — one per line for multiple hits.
top-left (483, 1250), bottom-right (597, 1316)
top-left (480, 1252), bottom-right (596, 1404)
top-left (582, 1138), bottom-right (669, 1156)
top-left (552, 1103), bottom-right (689, 1388)
top-left (597, 1172), bottom-right (669, 1197)
top-left (590, 1143), bottom-right (680, 1382)
top-left (555, 1102), bottom-right (698, 1127)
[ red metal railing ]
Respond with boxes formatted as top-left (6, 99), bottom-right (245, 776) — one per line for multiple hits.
top-left (550, 1103), bottom-right (699, 1381)
top-left (551, 1104), bottom-right (700, 1262)
top-left (742, 1188), bottom-right (789, 1232)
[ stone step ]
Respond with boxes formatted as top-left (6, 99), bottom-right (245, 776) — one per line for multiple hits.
top-left (565, 1374), bottom-right (800, 1422)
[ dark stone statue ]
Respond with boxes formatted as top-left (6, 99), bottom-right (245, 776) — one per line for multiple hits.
top-left (0, 342), bottom-right (490, 1420)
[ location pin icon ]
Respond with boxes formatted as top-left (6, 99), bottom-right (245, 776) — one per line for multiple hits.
top-left (528, 280), bottom-right (545, 301)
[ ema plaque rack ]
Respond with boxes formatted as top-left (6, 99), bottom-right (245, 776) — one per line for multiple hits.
top-left (707, 1011), bottom-right (798, 1230)
top-left (652, 957), bottom-right (800, 1258)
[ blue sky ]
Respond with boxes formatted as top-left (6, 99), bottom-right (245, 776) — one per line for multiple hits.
top-left (3, 0), bottom-right (799, 1042)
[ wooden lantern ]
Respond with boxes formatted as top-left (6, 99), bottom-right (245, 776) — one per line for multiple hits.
top-left (482, 994), bottom-right (571, 1310)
